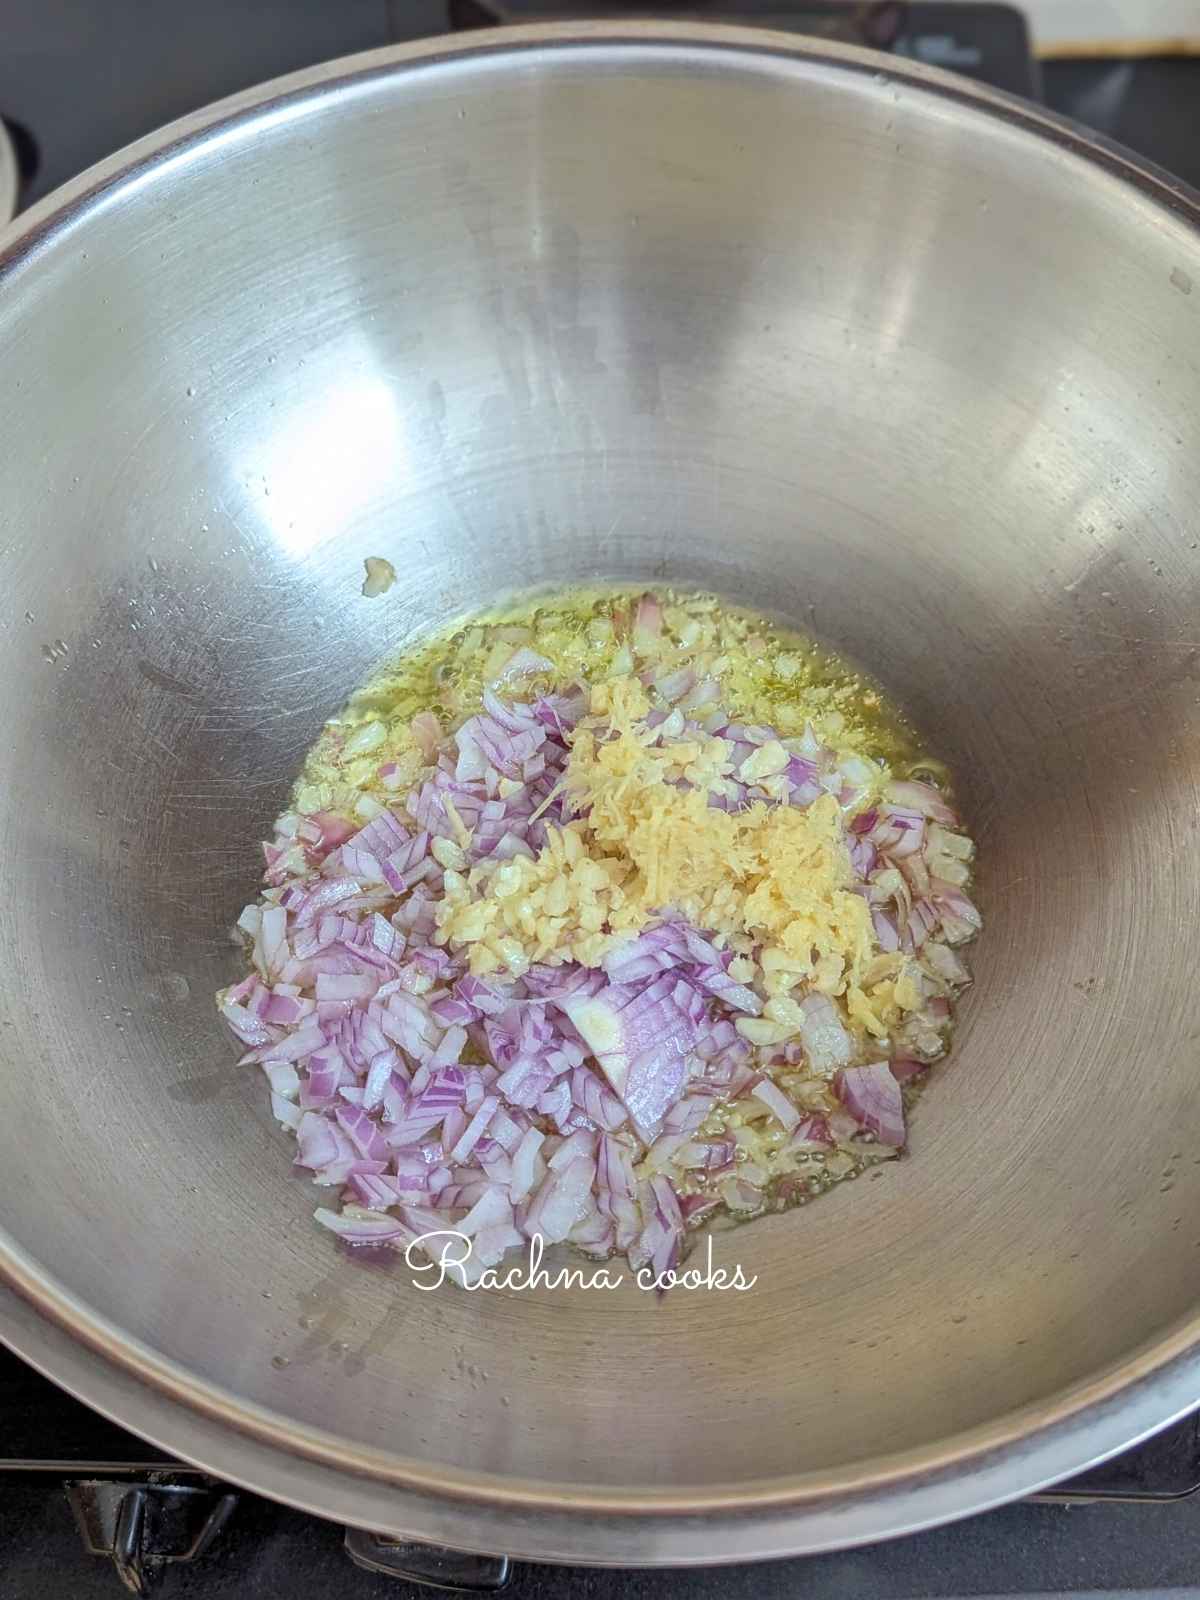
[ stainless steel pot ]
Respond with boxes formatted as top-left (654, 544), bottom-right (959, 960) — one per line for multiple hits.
top-left (2, 21), bottom-right (1200, 1565)
top-left (0, 120), bottom-right (16, 225)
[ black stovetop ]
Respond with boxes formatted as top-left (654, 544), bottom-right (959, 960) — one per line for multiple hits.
top-left (4, 0), bottom-right (1200, 212)
top-left (3, 2), bottom-right (1199, 1594)
top-left (3, 1330), bottom-right (1200, 1596)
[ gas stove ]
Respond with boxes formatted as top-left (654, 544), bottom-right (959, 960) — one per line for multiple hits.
top-left (4, 1), bottom-right (1198, 215)
top-left (3, 1335), bottom-right (1200, 1594)
top-left (449, 0), bottom-right (1040, 95)
top-left (3, 2), bottom-right (1200, 1595)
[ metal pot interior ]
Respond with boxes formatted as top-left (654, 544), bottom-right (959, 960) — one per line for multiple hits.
top-left (1, 25), bottom-right (1199, 1555)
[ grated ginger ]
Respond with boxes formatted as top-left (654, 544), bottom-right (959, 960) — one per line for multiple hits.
top-left (435, 673), bottom-right (906, 1022)
top-left (294, 588), bottom-right (950, 1049)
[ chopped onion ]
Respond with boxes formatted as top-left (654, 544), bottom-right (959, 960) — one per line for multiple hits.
top-left (836, 1063), bottom-right (906, 1147)
top-left (751, 1078), bottom-right (801, 1133)
top-left (219, 596), bottom-right (979, 1287)
top-left (361, 557), bottom-right (396, 598)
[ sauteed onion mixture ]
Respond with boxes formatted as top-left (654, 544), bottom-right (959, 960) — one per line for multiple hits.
top-left (219, 591), bottom-right (980, 1285)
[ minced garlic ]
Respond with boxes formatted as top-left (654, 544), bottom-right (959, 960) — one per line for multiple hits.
top-left (292, 586), bottom-right (916, 822)
top-left (293, 588), bottom-right (948, 1045)
top-left (434, 673), bottom-right (899, 1017)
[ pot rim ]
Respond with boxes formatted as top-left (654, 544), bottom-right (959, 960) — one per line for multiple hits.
top-left (0, 120), bottom-right (17, 227)
top-left (2, 20), bottom-right (1199, 1561)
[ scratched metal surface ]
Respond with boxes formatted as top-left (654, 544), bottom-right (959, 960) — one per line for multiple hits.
top-left (0, 22), bottom-right (1199, 1563)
